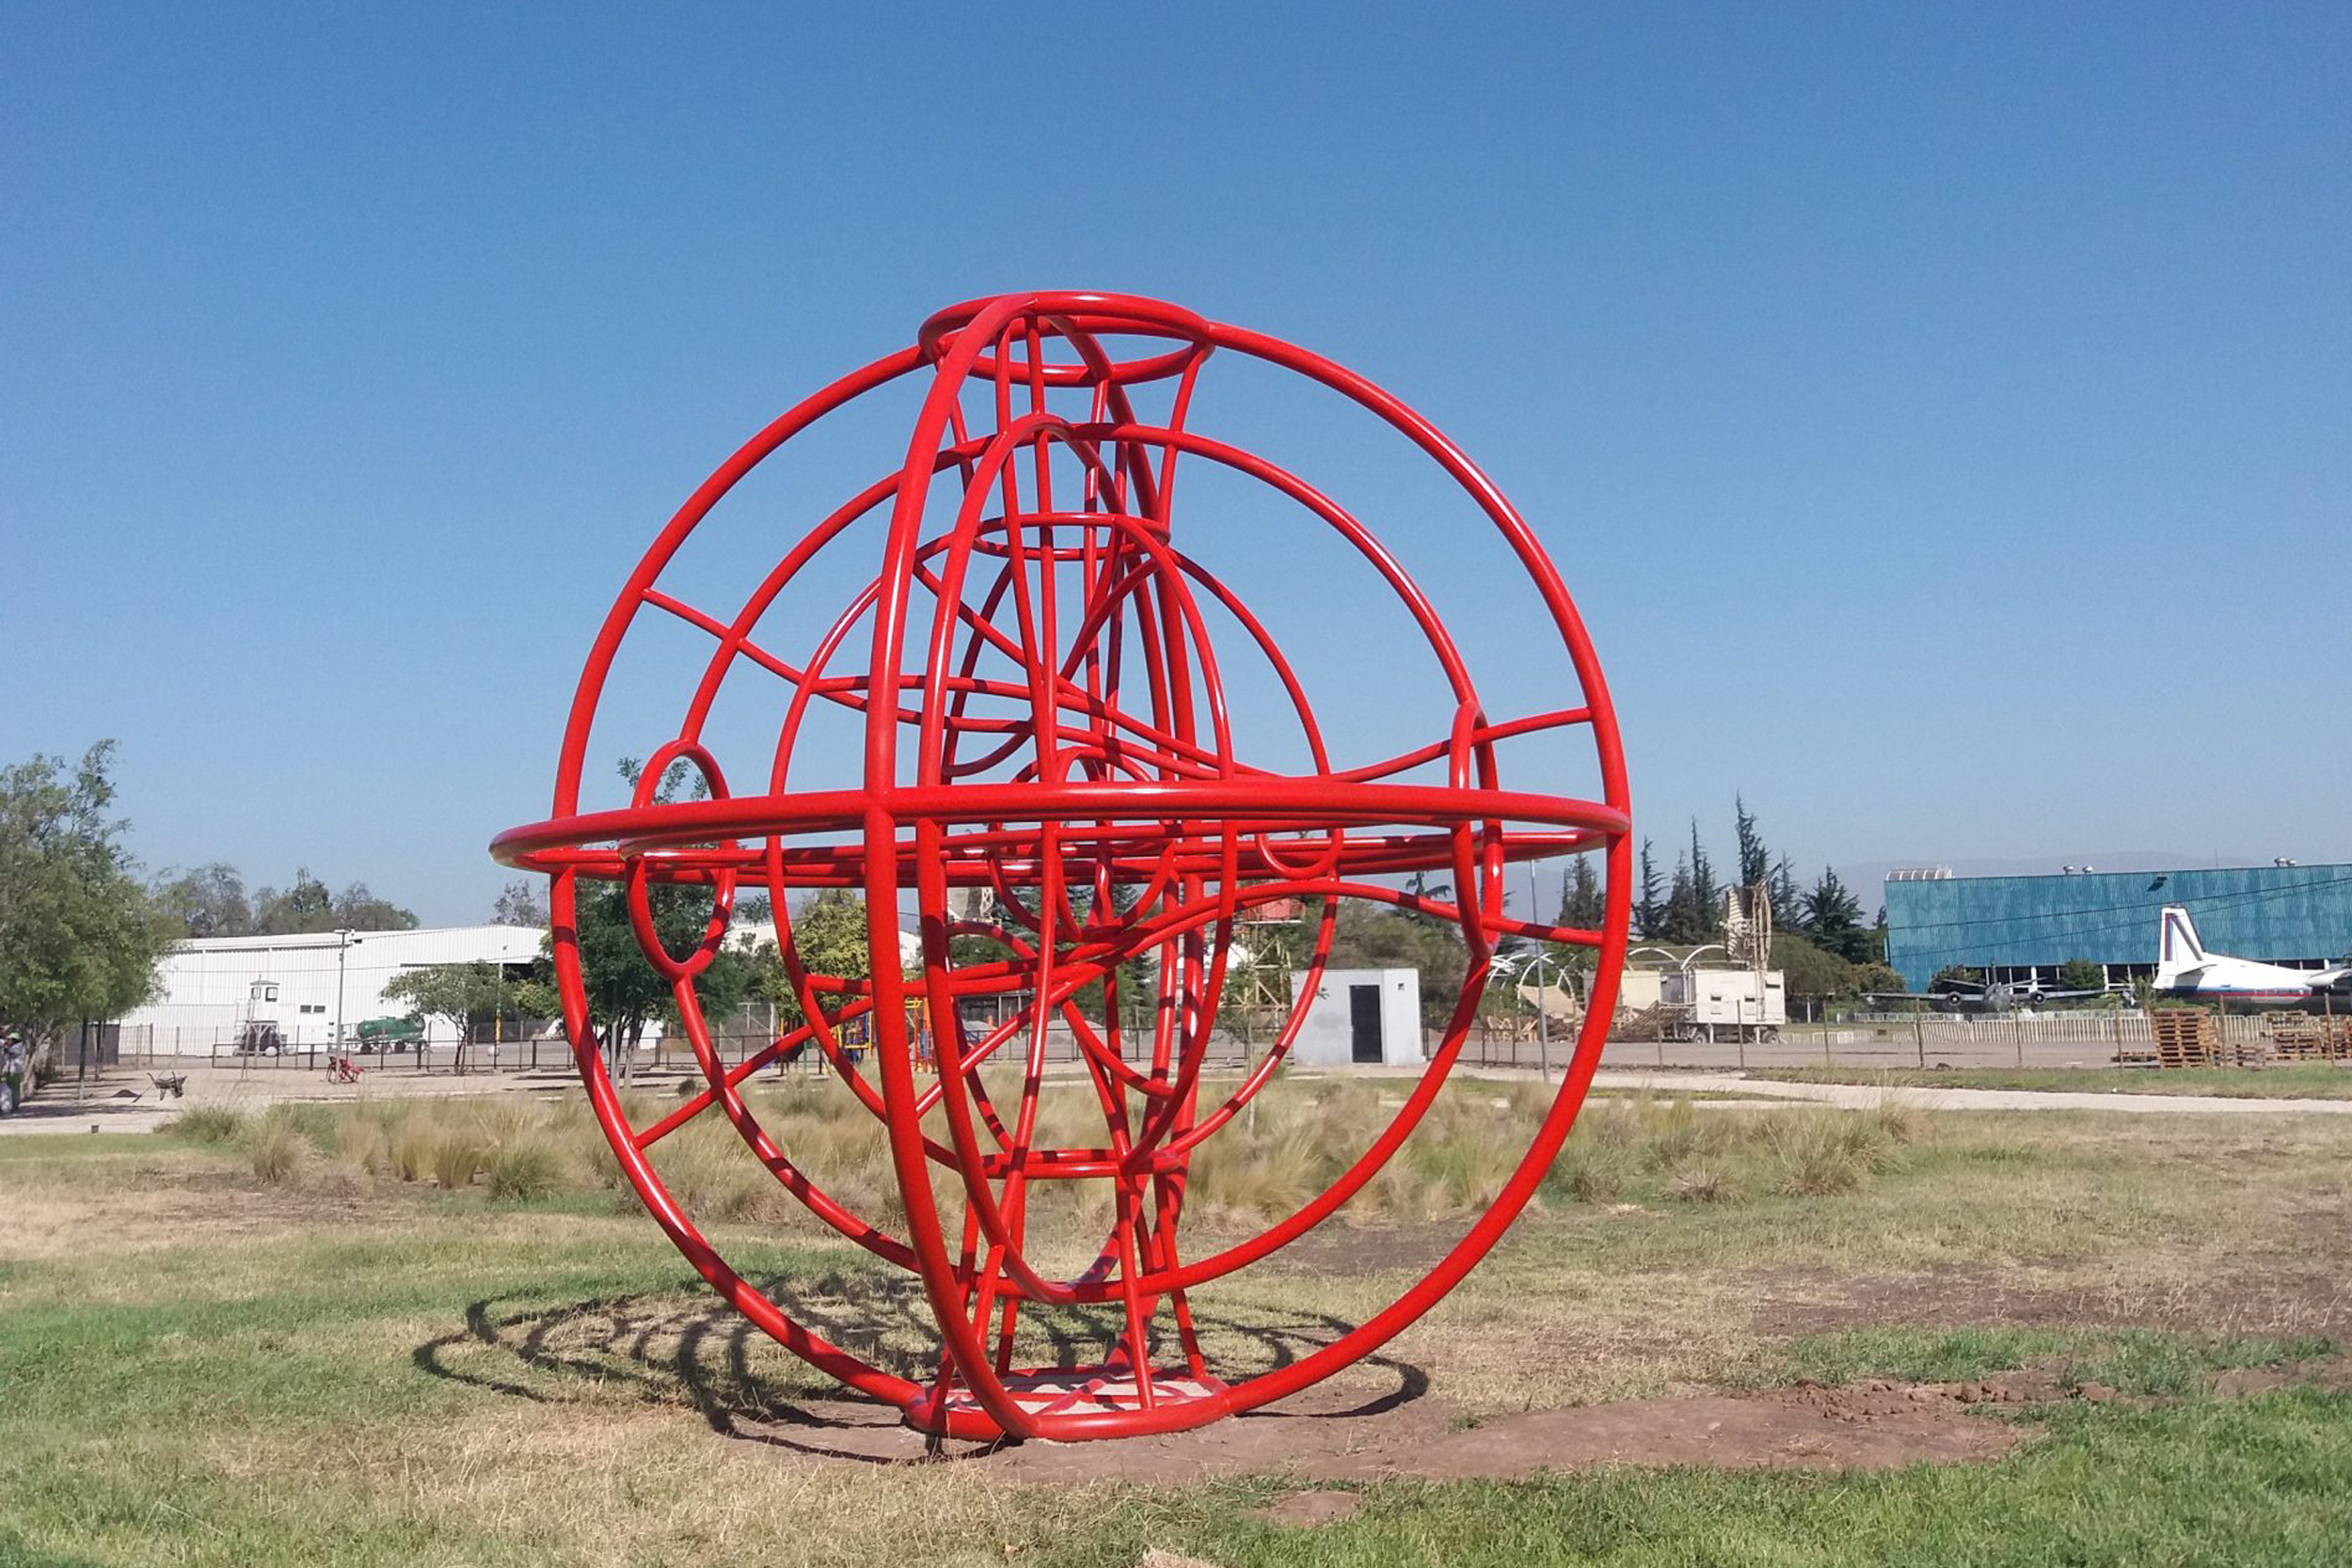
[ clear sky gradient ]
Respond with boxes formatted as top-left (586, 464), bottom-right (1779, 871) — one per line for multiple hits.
top-left (7, 2), bottom-right (2347, 924)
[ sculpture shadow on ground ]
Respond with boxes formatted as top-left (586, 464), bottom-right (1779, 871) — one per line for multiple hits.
top-left (413, 1269), bottom-right (1428, 1464)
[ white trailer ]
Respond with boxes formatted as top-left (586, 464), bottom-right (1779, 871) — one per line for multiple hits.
top-left (1658, 967), bottom-right (1785, 1042)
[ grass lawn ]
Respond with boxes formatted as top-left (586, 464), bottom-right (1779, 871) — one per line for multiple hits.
top-left (1753, 1063), bottom-right (2352, 1098)
top-left (3, 1082), bottom-right (2349, 1566)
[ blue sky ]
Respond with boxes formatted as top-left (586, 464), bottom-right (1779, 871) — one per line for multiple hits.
top-left (6, 2), bottom-right (2347, 924)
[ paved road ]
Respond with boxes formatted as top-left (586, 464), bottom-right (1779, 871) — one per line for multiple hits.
top-left (1584, 1069), bottom-right (2352, 1116)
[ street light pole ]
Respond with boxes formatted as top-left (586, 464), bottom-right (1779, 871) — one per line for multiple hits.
top-left (1534, 955), bottom-right (1550, 1083)
top-left (334, 929), bottom-right (354, 1055)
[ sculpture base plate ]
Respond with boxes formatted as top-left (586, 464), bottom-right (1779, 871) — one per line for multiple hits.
top-left (938, 1364), bottom-right (1228, 1422)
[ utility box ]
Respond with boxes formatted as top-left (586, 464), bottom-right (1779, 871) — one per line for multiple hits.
top-left (1659, 968), bottom-right (1786, 1041)
top-left (1287, 967), bottom-right (1422, 1067)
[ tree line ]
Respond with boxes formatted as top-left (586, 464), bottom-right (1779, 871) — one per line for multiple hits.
top-left (151, 863), bottom-right (419, 939)
top-left (1629, 796), bottom-right (1881, 965)
top-left (0, 742), bottom-right (1904, 1066)
top-left (0, 742), bottom-right (433, 1060)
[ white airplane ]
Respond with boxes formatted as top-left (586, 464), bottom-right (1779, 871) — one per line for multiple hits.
top-left (2153, 905), bottom-right (2352, 1006)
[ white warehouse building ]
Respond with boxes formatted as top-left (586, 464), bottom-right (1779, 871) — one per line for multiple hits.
top-left (120, 925), bottom-right (547, 1052)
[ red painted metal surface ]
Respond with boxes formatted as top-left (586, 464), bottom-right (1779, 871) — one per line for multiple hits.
top-left (492, 292), bottom-right (1631, 1441)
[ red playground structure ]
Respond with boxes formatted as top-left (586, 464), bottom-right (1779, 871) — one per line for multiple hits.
top-left (492, 292), bottom-right (1630, 1442)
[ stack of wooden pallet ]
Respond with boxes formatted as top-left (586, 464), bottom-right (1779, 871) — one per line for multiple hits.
top-left (2276, 1015), bottom-right (2352, 1061)
top-left (2150, 1010), bottom-right (2217, 1069)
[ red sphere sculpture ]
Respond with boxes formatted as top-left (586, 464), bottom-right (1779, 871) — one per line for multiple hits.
top-left (492, 292), bottom-right (1630, 1443)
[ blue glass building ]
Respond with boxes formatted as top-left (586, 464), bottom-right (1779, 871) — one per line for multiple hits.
top-left (1883, 863), bottom-right (2352, 990)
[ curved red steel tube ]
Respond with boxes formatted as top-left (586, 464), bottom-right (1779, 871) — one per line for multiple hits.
top-left (492, 291), bottom-right (1631, 1442)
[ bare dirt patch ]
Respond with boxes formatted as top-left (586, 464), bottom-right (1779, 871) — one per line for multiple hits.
top-left (1747, 1258), bottom-right (2352, 1340)
top-left (635, 1371), bottom-right (2052, 1481)
top-left (0, 1166), bottom-right (398, 1261)
top-left (1255, 1490), bottom-right (1363, 1526)
top-left (712, 1354), bottom-right (2352, 1485)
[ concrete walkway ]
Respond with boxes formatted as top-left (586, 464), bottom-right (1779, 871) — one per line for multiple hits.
top-left (1587, 1069), bottom-right (2352, 1116)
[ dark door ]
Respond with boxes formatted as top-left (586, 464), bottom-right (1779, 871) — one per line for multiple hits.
top-left (1348, 984), bottom-right (1384, 1063)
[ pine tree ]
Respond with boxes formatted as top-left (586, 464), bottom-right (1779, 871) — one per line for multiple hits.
top-left (1734, 796), bottom-right (1769, 890)
top-left (1557, 854), bottom-right (1603, 931)
top-left (1635, 839), bottom-right (1662, 937)
top-left (1662, 850), bottom-right (1698, 942)
top-left (1688, 819), bottom-right (1721, 939)
top-left (1768, 853), bottom-right (1802, 928)
top-left (1802, 868), bottom-right (1868, 963)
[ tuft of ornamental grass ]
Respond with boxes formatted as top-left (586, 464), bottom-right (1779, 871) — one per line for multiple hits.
top-left (429, 1126), bottom-right (489, 1191)
top-left (329, 1109), bottom-right (389, 1176)
top-left (1643, 1097), bottom-right (1733, 1172)
top-left (1546, 1135), bottom-right (1633, 1204)
top-left (388, 1110), bottom-right (440, 1183)
top-left (1759, 1110), bottom-right (1894, 1198)
top-left (485, 1133), bottom-right (570, 1200)
top-left (246, 1124), bottom-right (312, 1187)
top-left (1663, 1161), bottom-right (1739, 1204)
top-left (164, 1104), bottom-right (246, 1144)
top-left (645, 1117), bottom-right (787, 1223)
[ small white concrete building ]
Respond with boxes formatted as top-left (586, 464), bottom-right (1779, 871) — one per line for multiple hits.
top-left (120, 925), bottom-right (546, 1051)
top-left (1286, 967), bottom-right (1422, 1068)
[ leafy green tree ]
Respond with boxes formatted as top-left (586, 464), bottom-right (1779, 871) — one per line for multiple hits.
top-left (1854, 961), bottom-right (1905, 997)
top-left (491, 879), bottom-right (548, 928)
top-left (152, 863), bottom-right (413, 938)
top-left (1802, 868), bottom-right (1871, 964)
top-left (381, 961), bottom-right (516, 1072)
top-left (152, 863), bottom-right (253, 938)
top-left (750, 888), bottom-right (880, 1031)
top-left (1771, 930), bottom-right (1861, 1014)
top-left (513, 760), bottom-right (753, 1079)
top-left (516, 874), bottom-right (755, 1076)
top-left (249, 870), bottom-right (416, 935)
top-left (251, 870), bottom-right (336, 934)
top-left (2058, 957), bottom-right (2106, 994)
top-left (329, 882), bottom-right (417, 931)
top-left (0, 743), bottom-right (177, 1049)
